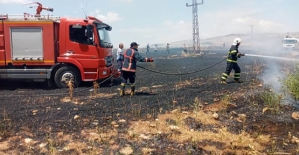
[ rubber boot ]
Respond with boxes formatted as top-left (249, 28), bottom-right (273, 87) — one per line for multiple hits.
top-left (234, 79), bottom-right (243, 83)
top-left (130, 85), bottom-right (135, 96)
top-left (220, 79), bottom-right (227, 84)
top-left (120, 83), bottom-right (125, 97)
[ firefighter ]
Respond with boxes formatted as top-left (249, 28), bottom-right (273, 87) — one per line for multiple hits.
top-left (116, 43), bottom-right (124, 71)
top-left (120, 42), bottom-right (154, 96)
top-left (221, 38), bottom-right (245, 84)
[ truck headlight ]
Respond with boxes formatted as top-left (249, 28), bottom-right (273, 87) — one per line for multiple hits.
top-left (104, 56), bottom-right (113, 67)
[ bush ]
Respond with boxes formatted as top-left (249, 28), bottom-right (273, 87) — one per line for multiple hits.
top-left (283, 64), bottom-right (299, 100)
top-left (261, 90), bottom-right (282, 114)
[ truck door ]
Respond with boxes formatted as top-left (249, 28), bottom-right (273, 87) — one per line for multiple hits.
top-left (0, 20), bottom-right (5, 66)
top-left (65, 24), bottom-right (98, 57)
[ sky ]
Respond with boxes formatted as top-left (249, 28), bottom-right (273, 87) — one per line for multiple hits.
top-left (0, 0), bottom-right (298, 47)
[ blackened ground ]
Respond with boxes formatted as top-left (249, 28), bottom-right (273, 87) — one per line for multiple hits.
top-left (0, 49), bottom-right (298, 154)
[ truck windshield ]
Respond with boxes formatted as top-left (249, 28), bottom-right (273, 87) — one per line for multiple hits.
top-left (96, 23), bottom-right (113, 48)
top-left (283, 40), bottom-right (297, 44)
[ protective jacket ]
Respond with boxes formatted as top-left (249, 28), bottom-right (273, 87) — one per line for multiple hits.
top-left (227, 45), bottom-right (240, 63)
top-left (122, 48), bottom-right (150, 72)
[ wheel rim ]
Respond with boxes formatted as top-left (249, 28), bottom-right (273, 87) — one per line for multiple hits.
top-left (61, 72), bottom-right (74, 84)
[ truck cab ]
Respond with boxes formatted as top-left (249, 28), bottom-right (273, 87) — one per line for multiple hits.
top-left (282, 38), bottom-right (298, 49)
top-left (56, 16), bottom-right (115, 87)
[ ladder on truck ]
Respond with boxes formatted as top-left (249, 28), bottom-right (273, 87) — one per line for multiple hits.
top-left (0, 13), bottom-right (60, 22)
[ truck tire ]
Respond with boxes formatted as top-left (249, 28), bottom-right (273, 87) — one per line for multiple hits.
top-left (54, 66), bottom-right (81, 88)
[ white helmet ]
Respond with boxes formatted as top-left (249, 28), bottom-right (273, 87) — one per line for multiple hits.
top-left (233, 38), bottom-right (242, 45)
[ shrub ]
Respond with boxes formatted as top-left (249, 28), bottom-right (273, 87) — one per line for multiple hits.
top-left (261, 90), bottom-right (282, 114)
top-left (283, 64), bottom-right (299, 100)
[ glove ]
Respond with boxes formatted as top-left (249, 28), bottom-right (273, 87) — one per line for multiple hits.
top-left (237, 53), bottom-right (245, 57)
top-left (147, 58), bottom-right (154, 62)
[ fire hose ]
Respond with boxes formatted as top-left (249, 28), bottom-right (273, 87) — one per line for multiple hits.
top-left (0, 71), bottom-right (120, 97)
top-left (137, 57), bottom-right (226, 75)
top-left (0, 58), bottom-right (226, 97)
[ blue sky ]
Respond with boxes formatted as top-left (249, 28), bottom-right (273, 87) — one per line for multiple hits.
top-left (0, 0), bottom-right (298, 47)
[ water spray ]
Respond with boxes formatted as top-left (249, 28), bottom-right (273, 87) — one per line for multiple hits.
top-left (245, 54), bottom-right (299, 61)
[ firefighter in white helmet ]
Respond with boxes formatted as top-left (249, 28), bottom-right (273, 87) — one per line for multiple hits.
top-left (221, 38), bottom-right (245, 84)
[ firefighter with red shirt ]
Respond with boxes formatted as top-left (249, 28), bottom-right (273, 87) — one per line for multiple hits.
top-left (120, 42), bottom-right (154, 96)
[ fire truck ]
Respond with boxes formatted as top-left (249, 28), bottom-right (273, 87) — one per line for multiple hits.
top-left (282, 37), bottom-right (298, 49)
top-left (282, 33), bottom-right (298, 49)
top-left (0, 4), bottom-right (118, 88)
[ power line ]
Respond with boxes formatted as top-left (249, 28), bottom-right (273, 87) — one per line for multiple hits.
top-left (186, 0), bottom-right (204, 53)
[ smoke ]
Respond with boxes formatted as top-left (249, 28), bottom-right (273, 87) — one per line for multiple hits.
top-left (250, 33), bottom-right (283, 92)
top-left (259, 59), bottom-right (284, 93)
top-left (248, 33), bottom-right (299, 107)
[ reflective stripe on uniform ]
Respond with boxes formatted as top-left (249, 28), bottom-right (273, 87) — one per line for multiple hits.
top-left (122, 68), bottom-right (136, 72)
top-left (229, 50), bottom-right (237, 54)
top-left (227, 59), bottom-right (237, 63)
top-left (222, 73), bottom-right (228, 76)
top-left (128, 49), bottom-right (134, 69)
top-left (222, 77), bottom-right (227, 80)
top-left (234, 72), bottom-right (240, 77)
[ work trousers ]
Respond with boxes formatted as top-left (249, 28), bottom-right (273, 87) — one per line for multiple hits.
top-left (221, 62), bottom-right (241, 81)
top-left (121, 71), bottom-right (136, 84)
top-left (117, 60), bottom-right (123, 71)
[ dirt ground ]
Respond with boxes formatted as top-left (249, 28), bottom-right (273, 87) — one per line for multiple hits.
top-left (0, 50), bottom-right (298, 155)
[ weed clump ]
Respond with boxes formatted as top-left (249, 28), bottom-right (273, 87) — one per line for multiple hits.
top-left (93, 80), bottom-right (99, 95)
top-left (67, 80), bottom-right (74, 99)
top-left (261, 90), bottom-right (282, 114)
top-left (0, 109), bottom-right (12, 140)
top-left (283, 64), bottom-right (299, 100)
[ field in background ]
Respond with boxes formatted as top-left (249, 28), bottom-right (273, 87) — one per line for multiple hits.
top-left (129, 32), bottom-right (299, 52)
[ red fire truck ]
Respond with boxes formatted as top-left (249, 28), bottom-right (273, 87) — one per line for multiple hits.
top-left (0, 6), bottom-right (118, 88)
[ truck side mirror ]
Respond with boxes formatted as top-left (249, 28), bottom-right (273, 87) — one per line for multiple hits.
top-left (105, 26), bottom-right (112, 31)
top-left (86, 24), bottom-right (95, 45)
top-left (86, 24), bottom-right (93, 38)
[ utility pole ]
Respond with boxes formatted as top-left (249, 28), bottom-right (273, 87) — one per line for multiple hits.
top-left (250, 25), bottom-right (253, 47)
top-left (186, 0), bottom-right (203, 53)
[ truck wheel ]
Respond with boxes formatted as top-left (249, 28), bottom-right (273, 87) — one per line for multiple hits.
top-left (54, 66), bottom-right (81, 88)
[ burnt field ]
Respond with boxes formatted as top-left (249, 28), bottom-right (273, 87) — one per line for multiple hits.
top-left (0, 49), bottom-right (299, 154)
